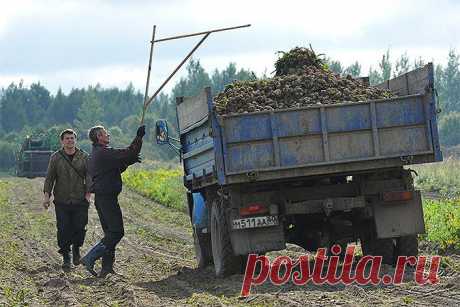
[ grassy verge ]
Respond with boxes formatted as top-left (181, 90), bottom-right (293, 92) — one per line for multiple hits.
top-left (412, 158), bottom-right (460, 253)
top-left (0, 181), bottom-right (44, 305)
top-left (124, 162), bottom-right (460, 256)
top-left (413, 158), bottom-right (460, 198)
top-left (422, 198), bottom-right (460, 253)
top-left (122, 168), bottom-right (186, 212)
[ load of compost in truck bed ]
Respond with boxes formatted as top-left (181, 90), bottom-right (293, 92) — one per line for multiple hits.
top-left (214, 46), bottom-right (395, 115)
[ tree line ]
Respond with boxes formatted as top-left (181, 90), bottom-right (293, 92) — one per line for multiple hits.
top-left (0, 49), bottom-right (459, 170)
top-left (0, 60), bottom-right (255, 169)
top-left (327, 49), bottom-right (460, 146)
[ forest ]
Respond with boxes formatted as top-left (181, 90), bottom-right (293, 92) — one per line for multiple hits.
top-left (1, 49), bottom-right (459, 170)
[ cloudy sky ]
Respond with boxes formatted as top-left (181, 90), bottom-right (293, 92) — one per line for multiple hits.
top-left (0, 0), bottom-right (459, 95)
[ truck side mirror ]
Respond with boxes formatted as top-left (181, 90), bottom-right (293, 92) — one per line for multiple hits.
top-left (155, 119), bottom-right (169, 145)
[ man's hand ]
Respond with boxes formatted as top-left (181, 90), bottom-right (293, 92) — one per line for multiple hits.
top-left (85, 192), bottom-right (91, 203)
top-left (137, 125), bottom-right (146, 138)
top-left (42, 193), bottom-right (50, 210)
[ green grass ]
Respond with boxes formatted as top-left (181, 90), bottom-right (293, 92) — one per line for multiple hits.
top-left (122, 168), bottom-right (186, 211)
top-left (0, 180), bottom-right (43, 306)
top-left (413, 157), bottom-right (460, 198)
top-left (123, 161), bottom-right (460, 255)
top-left (422, 198), bottom-right (460, 253)
top-left (412, 158), bottom-right (460, 253)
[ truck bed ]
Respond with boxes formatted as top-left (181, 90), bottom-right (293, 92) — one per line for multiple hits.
top-left (176, 63), bottom-right (442, 188)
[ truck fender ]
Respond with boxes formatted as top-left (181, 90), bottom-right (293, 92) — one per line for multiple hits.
top-left (192, 192), bottom-right (208, 229)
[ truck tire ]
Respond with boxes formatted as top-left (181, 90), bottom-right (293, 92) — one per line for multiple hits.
top-left (360, 225), bottom-right (395, 265)
top-left (210, 199), bottom-right (242, 277)
top-left (241, 252), bottom-right (267, 274)
top-left (395, 235), bottom-right (418, 258)
top-left (193, 228), bottom-right (212, 268)
top-left (369, 238), bottom-right (395, 265)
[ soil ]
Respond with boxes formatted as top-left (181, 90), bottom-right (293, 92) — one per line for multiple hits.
top-left (0, 177), bottom-right (459, 306)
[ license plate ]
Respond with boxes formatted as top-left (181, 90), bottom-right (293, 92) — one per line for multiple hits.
top-left (232, 215), bottom-right (279, 230)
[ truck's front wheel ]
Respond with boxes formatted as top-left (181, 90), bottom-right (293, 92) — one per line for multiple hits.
top-left (210, 199), bottom-right (241, 277)
top-left (193, 228), bottom-right (212, 268)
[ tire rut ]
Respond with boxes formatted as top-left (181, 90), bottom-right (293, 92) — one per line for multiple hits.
top-left (2, 177), bottom-right (460, 306)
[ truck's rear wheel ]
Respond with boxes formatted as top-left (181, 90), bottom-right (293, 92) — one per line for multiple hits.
top-left (241, 253), bottom-right (268, 274)
top-left (395, 235), bottom-right (418, 258)
top-left (368, 238), bottom-right (395, 265)
top-left (210, 199), bottom-right (241, 277)
top-left (360, 224), bottom-right (395, 264)
top-left (193, 228), bottom-right (212, 268)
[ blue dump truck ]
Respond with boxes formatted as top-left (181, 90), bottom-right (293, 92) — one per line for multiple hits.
top-left (156, 63), bottom-right (442, 277)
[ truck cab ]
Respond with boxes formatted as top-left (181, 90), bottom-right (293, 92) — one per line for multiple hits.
top-left (16, 136), bottom-right (53, 178)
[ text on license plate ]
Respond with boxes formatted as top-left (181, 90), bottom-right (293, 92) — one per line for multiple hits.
top-left (232, 215), bottom-right (279, 230)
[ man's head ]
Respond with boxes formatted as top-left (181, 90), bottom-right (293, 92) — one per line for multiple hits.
top-left (88, 126), bottom-right (110, 146)
top-left (60, 129), bottom-right (77, 150)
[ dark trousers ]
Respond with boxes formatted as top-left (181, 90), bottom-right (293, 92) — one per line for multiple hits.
top-left (54, 203), bottom-right (89, 254)
top-left (94, 194), bottom-right (124, 251)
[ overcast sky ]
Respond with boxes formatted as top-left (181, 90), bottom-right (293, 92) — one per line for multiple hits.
top-left (0, 0), bottom-right (459, 96)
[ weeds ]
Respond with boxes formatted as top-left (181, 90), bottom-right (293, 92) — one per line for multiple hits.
top-left (2, 287), bottom-right (30, 306)
top-left (0, 180), bottom-right (39, 306)
top-left (0, 181), bottom-right (24, 271)
top-left (422, 198), bottom-right (460, 253)
top-left (413, 157), bottom-right (460, 198)
top-left (122, 168), bottom-right (186, 211)
top-left (123, 161), bottom-right (460, 256)
top-left (411, 158), bottom-right (460, 252)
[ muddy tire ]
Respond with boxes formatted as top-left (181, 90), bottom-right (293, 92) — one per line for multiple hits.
top-left (193, 228), bottom-right (212, 268)
top-left (210, 199), bottom-right (241, 277)
top-left (241, 253), bottom-right (268, 274)
top-left (360, 225), bottom-right (395, 265)
top-left (395, 235), bottom-right (418, 258)
top-left (370, 238), bottom-right (395, 264)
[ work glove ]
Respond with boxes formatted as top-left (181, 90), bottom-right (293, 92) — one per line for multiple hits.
top-left (137, 125), bottom-right (146, 138)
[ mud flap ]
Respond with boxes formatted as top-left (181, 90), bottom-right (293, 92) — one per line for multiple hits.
top-left (230, 225), bottom-right (286, 255)
top-left (373, 190), bottom-right (425, 239)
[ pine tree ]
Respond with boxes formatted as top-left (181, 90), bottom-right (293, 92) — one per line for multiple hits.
top-left (379, 49), bottom-right (392, 81)
top-left (441, 49), bottom-right (460, 113)
top-left (74, 88), bottom-right (104, 137)
top-left (326, 59), bottom-right (343, 75)
top-left (344, 61), bottom-right (361, 77)
top-left (369, 67), bottom-right (383, 85)
top-left (394, 52), bottom-right (410, 77)
top-left (413, 57), bottom-right (426, 69)
top-left (0, 83), bottom-right (28, 132)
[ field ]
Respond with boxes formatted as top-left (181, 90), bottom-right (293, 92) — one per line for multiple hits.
top-left (0, 159), bottom-right (459, 306)
top-left (413, 157), bottom-right (460, 198)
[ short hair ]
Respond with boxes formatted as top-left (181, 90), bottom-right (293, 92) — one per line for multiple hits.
top-left (88, 126), bottom-right (105, 144)
top-left (60, 129), bottom-right (77, 140)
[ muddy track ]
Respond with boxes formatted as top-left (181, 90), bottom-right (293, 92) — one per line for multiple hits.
top-left (0, 177), bottom-right (459, 306)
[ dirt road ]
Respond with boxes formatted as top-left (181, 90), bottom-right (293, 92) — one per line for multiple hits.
top-left (0, 177), bottom-right (459, 306)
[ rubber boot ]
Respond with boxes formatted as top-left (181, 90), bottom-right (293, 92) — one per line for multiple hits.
top-left (72, 245), bottom-right (81, 266)
top-left (62, 252), bottom-right (71, 271)
top-left (80, 242), bottom-right (107, 277)
top-left (99, 250), bottom-right (115, 278)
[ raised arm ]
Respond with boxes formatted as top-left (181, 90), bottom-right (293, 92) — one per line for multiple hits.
top-left (101, 126), bottom-right (145, 169)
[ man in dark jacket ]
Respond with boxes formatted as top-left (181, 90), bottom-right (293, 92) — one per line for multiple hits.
top-left (80, 125), bottom-right (145, 277)
top-left (43, 129), bottom-right (91, 271)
